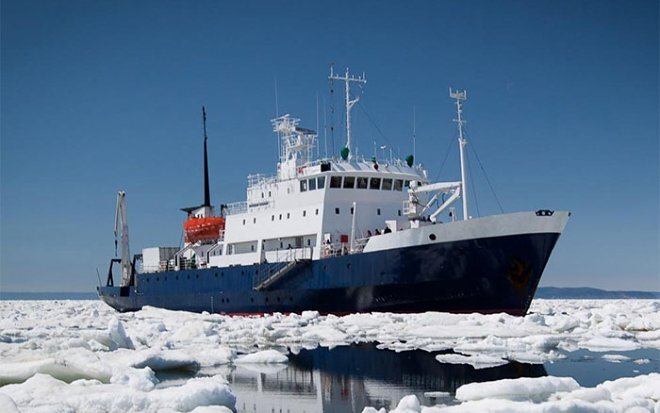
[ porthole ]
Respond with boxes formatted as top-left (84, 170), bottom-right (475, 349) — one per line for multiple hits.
top-left (187, 275), bottom-right (190, 280)
top-left (429, 234), bottom-right (437, 241)
top-left (215, 273), bottom-right (218, 278)
top-left (251, 298), bottom-right (254, 303)
top-left (346, 263), bottom-right (351, 269)
top-left (156, 277), bottom-right (159, 281)
top-left (265, 298), bottom-right (269, 303)
top-left (196, 274), bottom-right (199, 279)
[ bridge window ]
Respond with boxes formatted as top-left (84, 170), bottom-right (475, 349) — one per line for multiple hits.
top-left (300, 180), bottom-right (308, 192)
top-left (330, 176), bottom-right (342, 188)
top-left (393, 179), bottom-right (403, 191)
top-left (369, 178), bottom-right (381, 190)
top-left (308, 178), bottom-right (317, 190)
top-left (404, 180), bottom-right (411, 188)
top-left (343, 176), bottom-right (355, 188)
top-left (382, 179), bottom-right (393, 191)
top-left (357, 176), bottom-right (368, 189)
top-left (317, 176), bottom-right (326, 189)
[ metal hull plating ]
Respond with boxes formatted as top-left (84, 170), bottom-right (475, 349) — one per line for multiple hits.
top-left (98, 231), bottom-right (560, 316)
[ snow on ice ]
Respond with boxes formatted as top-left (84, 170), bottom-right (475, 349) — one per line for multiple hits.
top-left (0, 299), bottom-right (658, 412)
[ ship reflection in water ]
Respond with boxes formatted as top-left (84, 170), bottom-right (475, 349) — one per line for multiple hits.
top-left (216, 344), bottom-right (547, 413)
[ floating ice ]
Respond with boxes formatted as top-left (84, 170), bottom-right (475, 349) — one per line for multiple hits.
top-left (601, 354), bottom-right (630, 363)
top-left (362, 373), bottom-right (660, 412)
top-left (234, 349), bottom-right (288, 364)
top-left (1, 299), bottom-right (658, 412)
top-left (434, 353), bottom-right (509, 369)
top-left (455, 376), bottom-right (580, 402)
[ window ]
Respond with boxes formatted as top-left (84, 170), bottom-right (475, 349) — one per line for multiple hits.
top-left (350, 207), bottom-right (354, 215)
top-left (315, 209), bottom-right (319, 215)
top-left (369, 177), bottom-right (381, 190)
top-left (393, 179), bottom-right (403, 191)
top-left (279, 214), bottom-right (282, 220)
top-left (357, 176), bottom-right (368, 189)
top-left (268, 191), bottom-right (271, 197)
top-left (309, 178), bottom-right (317, 191)
top-left (382, 179), bottom-right (393, 190)
top-left (330, 176), bottom-right (342, 188)
top-left (398, 210), bottom-right (402, 216)
top-left (317, 176), bottom-right (326, 189)
top-left (404, 180), bottom-right (411, 188)
top-left (377, 208), bottom-right (381, 215)
top-left (300, 180), bottom-right (308, 192)
top-left (271, 215), bottom-right (275, 221)
top-left (307, 239), bottom-right (311, 246)
top-left (261, 192), bottom-right (264, 198)
top-left (343, 176), bottom-right (355, 188)
top-left (253, 217), bottom-right (256, 223)
top-left (286, 212), bottom-right (290, 219)
top-left (303, 210), bottom-right (307, 217)
top-left (242, 219), bottom-right (246, 225)
top-left (335, 208), bottom-right (340, 214)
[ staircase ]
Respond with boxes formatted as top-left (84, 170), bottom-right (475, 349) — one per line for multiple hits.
top-left (253, 258), bottom-right (310, 291)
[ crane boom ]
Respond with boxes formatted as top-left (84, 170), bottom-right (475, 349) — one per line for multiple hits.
top-left (114, 191), bottom-right (131, 286)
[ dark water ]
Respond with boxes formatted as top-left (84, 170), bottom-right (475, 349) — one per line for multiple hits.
top-left (156, 344), bottom-right (658, 413)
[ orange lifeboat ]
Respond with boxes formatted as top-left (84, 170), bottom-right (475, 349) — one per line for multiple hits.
top-left (183, 216), bottom-right (225, 243)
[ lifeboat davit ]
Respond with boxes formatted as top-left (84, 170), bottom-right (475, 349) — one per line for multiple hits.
top-left (183, 216), bottom-right (225, 243)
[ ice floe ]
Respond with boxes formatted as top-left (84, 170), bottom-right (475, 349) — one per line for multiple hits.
top-left (363, 373), bottom-right (660, 412)
top-left (0, 298), bottom-right (658, 412)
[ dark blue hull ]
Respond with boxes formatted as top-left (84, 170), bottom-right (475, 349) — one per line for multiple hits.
top-left (98, 232), bottom-right (560, 316)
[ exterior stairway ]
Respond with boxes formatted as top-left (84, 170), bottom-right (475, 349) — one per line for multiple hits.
top-left (253, 259), bottom-right (310, 291)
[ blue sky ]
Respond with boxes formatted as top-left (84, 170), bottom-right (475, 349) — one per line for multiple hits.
top-left (1, 0), bottom-right (658, 292)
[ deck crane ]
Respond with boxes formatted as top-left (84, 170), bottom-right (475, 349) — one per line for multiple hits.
top-left (114, 191), bottom-right (131, 286)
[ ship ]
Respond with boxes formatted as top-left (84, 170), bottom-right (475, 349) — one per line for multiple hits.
top-left (98, 67), bottom-right (569, 316)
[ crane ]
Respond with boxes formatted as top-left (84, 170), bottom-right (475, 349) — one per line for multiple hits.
top-left (114, 191), bottom-right (131, 287)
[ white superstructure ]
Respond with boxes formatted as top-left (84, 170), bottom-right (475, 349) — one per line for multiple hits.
top-left (209, 108), bottom-right (428, 267)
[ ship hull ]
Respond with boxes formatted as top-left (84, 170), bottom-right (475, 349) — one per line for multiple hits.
top-left (98, 230), bottom-right (560, 316)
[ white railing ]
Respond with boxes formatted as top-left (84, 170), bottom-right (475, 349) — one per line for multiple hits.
top-left (263, 246), bottom-right (313, 264)
top-left (247, 173), bottom-right (277, 187)
top-left (225, 201), bottom-right (247, 215)
top-left (321, 238), bottom-right (368, 258)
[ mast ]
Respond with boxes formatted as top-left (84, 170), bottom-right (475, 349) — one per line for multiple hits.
top-left (450, 89), bottom-right (469, 220)
top-left (202, 106), bottom-right (210, 207)
top-left (328, 66), bottom-right (366, 160)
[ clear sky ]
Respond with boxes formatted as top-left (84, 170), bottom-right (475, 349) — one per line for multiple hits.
top-left (1, 0), bottom-right (658, 293)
